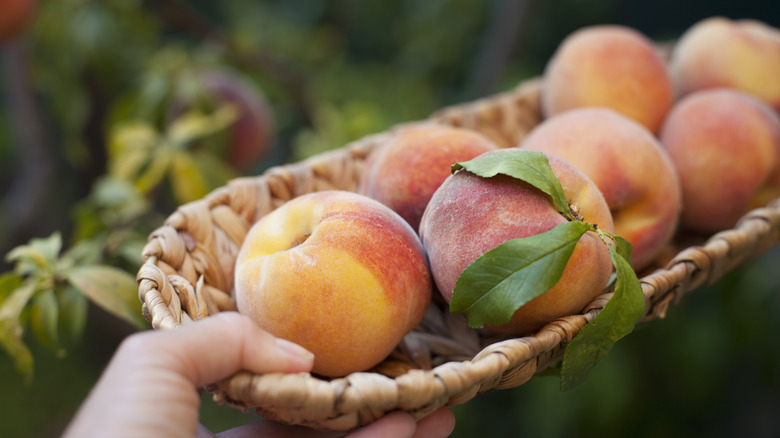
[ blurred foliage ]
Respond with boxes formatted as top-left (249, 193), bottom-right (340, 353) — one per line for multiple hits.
top-left (0, 0), bottom-right (779, 437)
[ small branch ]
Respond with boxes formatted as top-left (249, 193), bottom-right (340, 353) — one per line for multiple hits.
top-left (0, 39), bottom-right (54, 259)
top-left (466, 0), bottom-right (536, 99)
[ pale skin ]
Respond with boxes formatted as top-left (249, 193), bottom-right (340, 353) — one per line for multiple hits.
top-left (62, 312), bottom-right (455, 438)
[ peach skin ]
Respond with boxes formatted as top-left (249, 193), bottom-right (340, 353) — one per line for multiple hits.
top-left (541, 25), bottom-right (675, 133)
top-left (521, 107), bottom-right (682, 271)
top-left (669, 17), bottom-right (780, 110)
top-left (234, 190), bottom-right (432, 377)
top-left (359, 123), bottom-right (499, 231)
top-left (419, 149), bottom-right (615, 336)
top-left (658, 88), bottom-right (780, 233)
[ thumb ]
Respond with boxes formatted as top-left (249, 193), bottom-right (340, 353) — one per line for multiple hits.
top-left (132, 311), bottom-right (314, 387)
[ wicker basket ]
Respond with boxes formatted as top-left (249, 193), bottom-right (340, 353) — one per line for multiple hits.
top-left (136, 77), bottom-right (780, 431)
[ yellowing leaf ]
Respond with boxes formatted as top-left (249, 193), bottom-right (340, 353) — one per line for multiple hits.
top-left (0, 272), bottom-right (23, 308)
top-left (0, 321), bottom-right (34, 383)
top-left (169, 151), bottom-right (211, 203)
top-left (108, 121), bottom-right (159, 179)
top-left (134, 146), bottom-right (172, 194)
top-left (0, 281), bottom-right (38, 382)
top-left (166, 105), bottom-right (238, 148)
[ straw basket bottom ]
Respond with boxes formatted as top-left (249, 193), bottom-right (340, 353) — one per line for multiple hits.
top-left (136, 77), bottom-right (780, 431)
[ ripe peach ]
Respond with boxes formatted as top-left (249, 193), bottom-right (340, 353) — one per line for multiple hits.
top-left (0, 0), bottom-right (35, 43)
top-left (197, 68), bottom-right (276, 170)
top-left (419, 150), bottom-right (615, 336)
top-left (521, 108), bottom-right (682, 271)
top-left (541, 25), bottom-right (675, 133)
top-left (658, 88), bottom-right (780, 233)
top-left (234, 190), bottom-right (432, 377)
top-left (669, 17), bottom-right (780, 110)
top-left (358, 124), bottom-right (499, 230)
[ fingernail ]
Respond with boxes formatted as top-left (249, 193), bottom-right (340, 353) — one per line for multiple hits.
top-left (275, 337), bottom-right (314, 364)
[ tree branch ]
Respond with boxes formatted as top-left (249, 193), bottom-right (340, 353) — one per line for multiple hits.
top-left (466, 0), bottom-right (536, 99)
top-left (0, 39), bottom-right (55, 259)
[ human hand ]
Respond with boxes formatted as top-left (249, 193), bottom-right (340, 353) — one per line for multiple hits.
top-left (61, 311), bottom-right (455, 438)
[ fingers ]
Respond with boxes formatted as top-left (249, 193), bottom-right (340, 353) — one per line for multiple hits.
top-left (343, 408), bottom-right (455, 438)
top-left (128, 311), bottom-right (313, 388)
top-left (216, 408), bottom-right (456, 438)
top-left (216, 420), bottom-right (344, 438)
top-left (411, 407), bottom-right (456, 438)
top-left (344, 411), bottom-right (416, 438)
top-left (215, 414), bottom-right (414, 438)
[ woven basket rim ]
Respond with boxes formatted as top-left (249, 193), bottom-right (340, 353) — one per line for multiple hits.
top-left (136, 77), bottom-right (780, 431)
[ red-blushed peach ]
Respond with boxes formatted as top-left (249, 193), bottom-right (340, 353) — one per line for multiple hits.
top-left (521, 107), bottom-right (681, 271)
top-left (669, 17), bottom-right (780, 110)
top-left (418, 149), bottom-right (615, 336)
top-left (541, 25), bottom-right (675, 133)
top-left (197, 68), bottom-right (276, 170)
top-left (234, 190), bottom-right (432, 377)
top-left (0, 0), bottom-right (35, 43)
top-left (658, 88), bottom-right (780, 233)
top-left (358, 124), bottom-right (499, 230)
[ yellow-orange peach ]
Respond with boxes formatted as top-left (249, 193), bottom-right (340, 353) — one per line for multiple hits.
top-left (234, 190), bottom-right (432, 377)
top-left (521, 108), bottom-right (681, 271)
top-left (669, 17), bottom-right (780, 110)
top-left (419, 150), bottom-right (615, 336)
top-left (359, 124), bottom-right (499, 230)
top-left (658, 88), bottom-right (780, 233)
top-left (541, 25), bottom-right (675, 133)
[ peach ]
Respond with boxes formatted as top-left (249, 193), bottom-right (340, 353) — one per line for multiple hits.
top-left (170, 67), bottom-right (276, 171)
top-left (359, 124), bottom-right (499, 230)
top-left (658, 88), bottom-right (780, 233)
top-left (0, 0), bottom-right (35, 43)
top-left (198, 68), bottom-right (276, 170)
top-left (541, 25), bottom-right (675, 133)
top-left (521, 108), bottom-right (682, 271)
top-left (419, 150), bottom-right (615, 336)
top-left (234, 190), bottom-right (432, 377)
top-left (669, 17), bottom-right (780, 110)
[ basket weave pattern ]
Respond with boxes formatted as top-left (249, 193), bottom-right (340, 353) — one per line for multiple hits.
top-left (137, 78), bottom-right (780, 431)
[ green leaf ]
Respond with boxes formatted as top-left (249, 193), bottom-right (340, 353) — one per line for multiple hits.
top-left (451, 221), bottom-right (592, 328)
top-left (0, 322), bottom-right (35, 383)
top-left (62, 237), bottom-right (105, 267)
top-left (30, 290), bottom-right (63, 356)
top-left (64, 265), bottom-right (147, 330)
top-left (0, 279), bottom-right (38, 323)
top-left (612, 234), bottom-right (635, 268)
top-left (0, 272), bottom-right (24, 307)
top-left (559, 244), bottom-right (645, 391)
top-left (6, 233), bottom-right (63, 274)
top-left (452, 150), bottom-right (574, 220)
top-left (0, 280), bottom-right (38, 382)
top-left (56, 284), bottom-right (88, 347)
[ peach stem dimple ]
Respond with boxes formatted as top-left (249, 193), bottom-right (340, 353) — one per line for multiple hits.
top-left (289, 233), bottom-right (312, 249)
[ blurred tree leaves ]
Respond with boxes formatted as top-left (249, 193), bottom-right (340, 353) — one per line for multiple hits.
top-left (1, 233), bottom-right (146, 381)
top-left (0, 0), bottom-right (511, 381)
